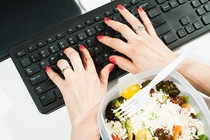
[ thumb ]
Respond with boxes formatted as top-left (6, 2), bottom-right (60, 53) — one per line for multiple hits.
top-left (99, 63), bottom-right (115, 87)
top-left (109, 55), bottom-right (139, 74)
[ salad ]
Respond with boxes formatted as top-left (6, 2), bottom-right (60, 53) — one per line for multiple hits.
top-left (105, 80), bottom-right (208, 140)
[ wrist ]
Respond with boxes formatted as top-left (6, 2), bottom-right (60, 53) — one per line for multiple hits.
top-left (71, 105), bottom-right (100, 140)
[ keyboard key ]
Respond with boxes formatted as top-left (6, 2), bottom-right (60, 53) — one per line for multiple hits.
top-left (55, 88), bottom-right (63, 98)
top-left (191, 0), bottom-right (201, 8)
top-left (105, 11), bottom-right (114, 16)
top-left (49, 45), bottom-right (60, 54)
top-left (28, 45), bottom-right (37, 52)
top-left (49, 56), bottom-right (58, 65)
top-left (40, 49), bottom-right (50, 58)
top-left (180, 16), bottom-right (190, 26)
top-left (95, 23), bottom-right (105, 32)
top-left (30, 72), bottom-right (48, 86)
top-left (56, 33), bottom-right (66, 39)
top-left (67, 28), bottom-right (77, 34)
top-left (85, 20), bottom-right (94, 25)
top-left (196, 7), bottom-right (206, 16)
top-left (169, 0), bottom-right (179, 8)
top-left (95, 56), bottom-right (105, 65)
top-left (40, 60), bottom-right (50, 69)
top-left (86, 37), bottom-right (97, 48)
top-left (94, 46), bottom-right (104, 55)
top-left (25, 64), bottom-right (41, 77)
top-left (77, 23), bottom-right (86, 30)
top-left (30, 54), bottom-right (41, 63)
top-left (68, 36), bottom-right (79, 45)
top-left (16, 50), bottom-right (26, 58)
top-left (86, 28), bottom-right (97, 37)
top-left (40, 91), bottom-right (56, 106)
top-left (20, 58), bottom-right (31, 67)
top-left (185, 24), bottom-right (195, 33)
top-left (104, 51), bottom-right (112, 61)
top-left (35, 80), bottom-right (55, 95)
top-left (77, 32), bottom-right (88, 41)
top-left (58, 52), bottom-right (67, 59)
top-left (177, 0), bottom-right (187, 4)
top-left (204, 2), bottom-right (210, 12)
top-left (123, 3), bottom-right (131, 8)
top-left (130, 0), bottom-right (140, 5)
top-left (87, 49), bottom-right (94, 58)
top-left (161, 3), bottom-right (171, 12)
top-left (112, 15), bottom-right (124, 22)
top-left (37, 41), bottom-right (47, 48)
top-left (113, 7), bottom-right (119, 13)
top-left (155, 23), bottom-right (171, 36)
top-left (151, 15), bottom-right (166, 28)
top-left (193, 21), bottom-right (203, 29)
top-left (58, 40), bottom-right (69, 49)
top-left (177, 28), bottom-right (187, 38)
top-left (141, 1), bottom-right (156, 11)
top-left (147, 8), bottom-right (161, 18)
top-left (156, 0), bottom-right (166, 4)
top-left (201, 13), bottom-right (210, 25)
top-left (162, 32), bottom-right (178, 45)
top-left (129, 7), bottom-right (139, 16)
top-left (47, 36), bottom-right (56, 43)
top-left (103, 28), bottom-right (115, 37)
top-left (200, 0), bottom-right (208, 4)
top-left (95, 16), bottom-right (103, 21)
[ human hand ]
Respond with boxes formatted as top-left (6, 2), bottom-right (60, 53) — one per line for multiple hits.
top-left (98, 5), bottom-right (177, 74)
top-left (45, 45), bottom-right (114, 138)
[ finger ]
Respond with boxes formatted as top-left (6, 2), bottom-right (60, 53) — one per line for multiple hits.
top-left (64, 47), bottom-right (85, 72)
top-left (57, 59), bottom-right (73, 79)
top-left (138, 7), bottom-right (157, 37)
top-left (117, 4), bottom-right (148, 36)
top-left (99, 63), bottom-right (114, 87)
top-left (109, 55), bottom-right (139, 74)
top-left (79, 44), bottom-right (97, 73)
top-left (97, 35), bottom-right (131, 57)
top-left (46, 66), bottom-right (64, 88)
top-left (104, 17), bottom-right (138, 42)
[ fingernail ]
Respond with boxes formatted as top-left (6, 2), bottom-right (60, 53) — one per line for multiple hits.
top-left (109, 64), bottom-right (115, 72)
top-left (64, 48), bottom-right (68, 51)
top-left (138, 7), bottom-right (143, 12)
top-left (79, 44), bottom-right (86, 49)
top-left (109, 56), bottom-right (116, 64)
top-left (117, 4), bottom-right (124, 10)
top-left (97, 35), bottom-right (103, 40)
top-left (104, 17), bottom-right (110, 22)
top-left (46, 66), bottom-right (50, 71)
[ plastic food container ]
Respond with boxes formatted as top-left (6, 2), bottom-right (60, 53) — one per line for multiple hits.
top-left (98, 69), bottom-right (210, 139)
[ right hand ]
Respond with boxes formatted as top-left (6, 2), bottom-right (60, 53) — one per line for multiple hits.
top-left (98, 4), bottom-right (177, 74)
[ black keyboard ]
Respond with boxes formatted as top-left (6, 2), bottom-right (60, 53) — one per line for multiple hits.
top-left (9, 0), bottom-right (210, 114)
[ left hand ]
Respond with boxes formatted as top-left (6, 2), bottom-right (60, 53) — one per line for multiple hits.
top-left (46, 45), bottom-right (114, 136)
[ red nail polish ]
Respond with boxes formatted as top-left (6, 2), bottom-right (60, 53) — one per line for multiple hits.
top-left (97, 35), bottom-right (103, 40)
top-left (64, 48), bottom-right (68, 51)
top-left (138, 7), bottom-right (143, 12)
top-left (104, 17), bottom-right (110, 22)
top-left (109, 64), bottom-right (115, 72)
top-left (79, 44), bottom-right (86, 49)
top-left (117, 4), bottom-right (124, 10)
top-left (109, 56), bottom-right (116, 64)
top-left (46, 66), bottom-right (50, 71)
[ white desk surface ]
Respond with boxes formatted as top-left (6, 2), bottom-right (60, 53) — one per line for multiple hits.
top-left (0, 1), bottom-right (210, 140)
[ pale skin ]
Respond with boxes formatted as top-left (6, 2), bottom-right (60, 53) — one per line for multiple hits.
top-left (46, 4), bottom-right (210, 140)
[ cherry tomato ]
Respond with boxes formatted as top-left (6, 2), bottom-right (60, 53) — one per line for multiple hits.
top-left (111, 133), bottom-right (121, 140)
